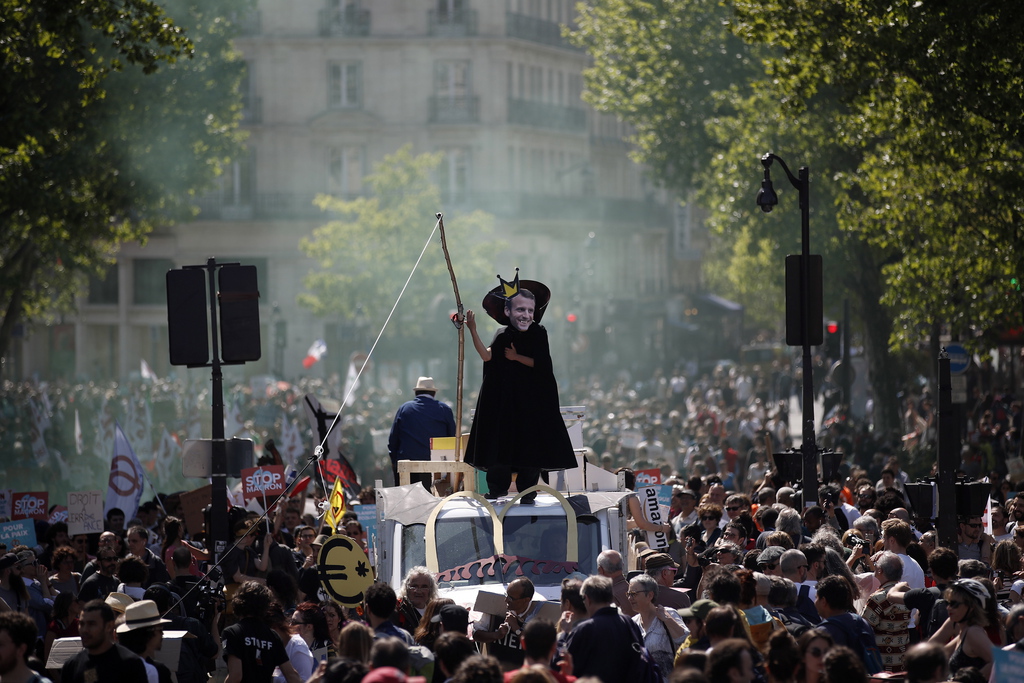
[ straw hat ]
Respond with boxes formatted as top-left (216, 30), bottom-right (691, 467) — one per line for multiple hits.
top-left (116, 599), bottom-right (173, 633)
top-left (105, 592), bottom-right (135, 614)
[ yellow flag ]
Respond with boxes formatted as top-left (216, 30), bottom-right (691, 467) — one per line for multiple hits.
top-left (324, 476), bottom-right (346, 531)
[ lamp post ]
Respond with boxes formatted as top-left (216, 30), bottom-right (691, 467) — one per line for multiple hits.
top-left (756, 153), bottom-right (820, 500)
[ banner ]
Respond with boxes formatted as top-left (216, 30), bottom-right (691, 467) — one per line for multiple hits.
top-left (318, 457), bottom-right (361, 500)
top-left (0, 519), bottom-right (36, 547)
top-left (67, 491), bottom-right (105, 536)
top-left (638, 485), bottom-right (670, 551)
top-left (48, 506), bottom-right (68, 524)
top-left (634, 468), bottom-right (662, 487)
top-left (105, 422), bottom-right (145, 521)
top-left (11, 491), bottom-right (49, 521)
top-left (240, 465), bottom-right (286, 502)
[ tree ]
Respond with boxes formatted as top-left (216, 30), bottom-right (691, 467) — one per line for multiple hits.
top-left (569, 0), bottom-right (911, 433)
top-left (0, 0), bottom-right (250, 360)
top-left (299, 146), bottom-right (504, 356)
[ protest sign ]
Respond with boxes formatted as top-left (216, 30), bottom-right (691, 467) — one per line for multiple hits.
top-left (0, 519), bottom-right (37, 547)
top-left (179, 485), bottom-right (212, 537)
top-left (240, 465), bottom-right (286, 502)
top-left (66, 491), bottom-right (104, 536)
top-left (48, 506), bottom-right (68, 524)
top-left (11, 491), bottom-right (49, 520)
top-left (638, 485), bottom-right (670, 551)
top-left (634, 469), bottom-right (661, 486)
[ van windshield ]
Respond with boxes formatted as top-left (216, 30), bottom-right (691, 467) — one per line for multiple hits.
top-left (400, 515), bottom-right (601, 587)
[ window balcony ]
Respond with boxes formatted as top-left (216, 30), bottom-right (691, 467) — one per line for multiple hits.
top-left (506, 12), bottom-right (580, 50)
top-left (429, 95), bottom-right (480, 124)
top-left (428, 8), bottom-right (478, 37)
top-left (319, 7), bottom-right (371, 36)
top-left (508, 98), bottom-right (586, 131)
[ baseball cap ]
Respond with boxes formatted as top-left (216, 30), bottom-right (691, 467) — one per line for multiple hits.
top-left (679, 599), bottom-right (719, 621)
top-left (430, 604), bottom-right (470, 633)
top-left (0, 554), bottom-right (18, 572)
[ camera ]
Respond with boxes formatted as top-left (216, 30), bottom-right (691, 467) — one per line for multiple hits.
top-left (193, 567), bottom-right (226, 626)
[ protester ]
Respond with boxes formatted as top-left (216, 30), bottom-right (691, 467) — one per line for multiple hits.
top-left (0, 611), bottom-right (53, 683)
top-left (222, 581), bottom-right (302, 683)
top-left (60, 599), bottom-right (148, 682)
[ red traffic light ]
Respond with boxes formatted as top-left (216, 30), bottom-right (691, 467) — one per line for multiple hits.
top-left (826, 321), bottom-right (839, 334)
top-left (566, 313), bottom-right (578, 323)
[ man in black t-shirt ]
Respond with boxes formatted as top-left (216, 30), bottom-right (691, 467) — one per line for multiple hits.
top-left (78, 551), bottom-right (120, 602)
top-left (222, 581), bottom-right (301, 683)
top-left (61, 600), bottom-right (148, 683)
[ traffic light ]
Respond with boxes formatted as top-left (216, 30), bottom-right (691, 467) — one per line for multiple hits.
top-left (824, 320), bottom-right (841, 359)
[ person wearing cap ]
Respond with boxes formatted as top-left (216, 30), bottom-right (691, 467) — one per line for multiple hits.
top-left (464, 272), bottom-right (576, 503)
top-left (755, 545), bottom-right (785, 577)
top-left (0, 553), bottom-right (29, 615)
top-left (670, 487), bottom-right (698, 535)
top-left (61, 599), bottom-right (148, 682)
top-left (116, 599), bottom-right (174, 683)
top-left (674, 599), bottom-right (719, 655)
top-left (928, 578), bottom-right (994, 677)
top-left (430, 603), bottom-right (470, 636)
top-left (388, 376), bottom-right (456, 491)
top-left (645, 553), bottom-right (691, 610)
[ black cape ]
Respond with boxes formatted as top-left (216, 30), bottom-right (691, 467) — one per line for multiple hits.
top-left (464, 323), bottom-right (577, 472)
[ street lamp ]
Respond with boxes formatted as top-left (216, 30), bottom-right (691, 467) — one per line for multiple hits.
top-left (757, 152), bottom-right (821, 501)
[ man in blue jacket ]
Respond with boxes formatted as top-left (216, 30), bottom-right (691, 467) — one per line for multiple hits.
top-left (388, 376), bottom-right (456, 490)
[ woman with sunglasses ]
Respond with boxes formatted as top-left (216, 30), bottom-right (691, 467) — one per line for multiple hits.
top-left (795, 629), bottom-right (833, 683)
top-left (927, 578), bottom-right (994, 677)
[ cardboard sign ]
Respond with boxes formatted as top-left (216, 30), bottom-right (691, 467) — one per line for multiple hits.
top-left (179, 484), bottom-right (212, 537)
top-left (638, 485), bottom-right (670, 551)
top-left (240, 465), bottom-right (286, 502)
top-left (0, 489), bottom-right (11, 519)
top-left (0, 519), bottom-right (37, 547)
top-left (11, 491), bottom-right (48, 520)
top-left (473, 591), bottom-right (562, 623)
top-left (66, 491), bottom-right (104, 536)
top-left (634, 469), bottom-right (661, 487)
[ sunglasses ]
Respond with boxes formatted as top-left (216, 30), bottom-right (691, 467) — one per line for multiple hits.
top-left (760, 563), bottom-right (778, 570)
top-left (947, 600), bottom-right (963, 609)
top-left (808, 647), bottom-right (824, 658)
top-left (726, 506), bottom-right (741, 511)
top-left (965, 523), bottom-right (982, 529)
top-left (701, 516), bottom-right (717, 521)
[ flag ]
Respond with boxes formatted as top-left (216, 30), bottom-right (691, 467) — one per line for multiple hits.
top-left (323, 475), bottom-right (346, 531)
top-left (155, 429), bottom-right (180, 483)
top-left (140, 359), bottom-right (157, 381)
top-left (74, 409), bottom-right (83, 456)
top-left (342, 355), bottom-right (359, 407)
top-left (302, 339), bottom-right (327, 369)
top-left (105, 422), bottom-right (145, 520)
top-left (225, 401), bottom-right (244, 439)
top-left (28, 400), bottom-right (50, 467)
top-left (280, 419), bottom-right (304, 467)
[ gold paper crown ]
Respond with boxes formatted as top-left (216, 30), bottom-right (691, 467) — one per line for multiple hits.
top-left (496, 268), bottom-right (520, 300)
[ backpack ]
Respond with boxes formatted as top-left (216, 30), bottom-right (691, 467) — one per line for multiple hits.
top-left (626, 619), bottom-right (663, 683)
top-left (775, 609), bottom-right (811, 638)
top-left (829, 614), bottom-right (884, 674)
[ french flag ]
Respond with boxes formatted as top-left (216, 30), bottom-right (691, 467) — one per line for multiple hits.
top-left (302, 339), bottom-right (327, 369)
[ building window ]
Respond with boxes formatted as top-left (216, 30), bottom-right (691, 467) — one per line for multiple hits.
top-left (438, 147), bottom-right (470, 202)
top-left (226, 152), bottom-right (254, 206)
top-left (87, 264), bottom-right (119, 304)
top-left (133, 259), bottom-right (175, 305)
top-left (435, 60), bottom-right (470, 104)
top-left (328, 146), bottom-right (365, 197)
top-left (328, 61), bottom-right (361, 109)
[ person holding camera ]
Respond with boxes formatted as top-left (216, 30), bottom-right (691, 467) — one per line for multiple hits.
top-left (819, 484), bottom-right (858, 533)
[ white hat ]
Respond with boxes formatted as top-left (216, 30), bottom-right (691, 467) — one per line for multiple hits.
top-left (116, 599), bottom-right (173, 633)
top-left (414, 377), bottom-right (437, 393)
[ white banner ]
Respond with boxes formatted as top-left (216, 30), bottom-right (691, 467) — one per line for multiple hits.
top-left (638, 485), bottom-right (670, 551)
top-left (105, 422), bottom-right (145, 520)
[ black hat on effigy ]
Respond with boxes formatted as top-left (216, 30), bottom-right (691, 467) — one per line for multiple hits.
top-left (481, 268), bottom-right (551, 325)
